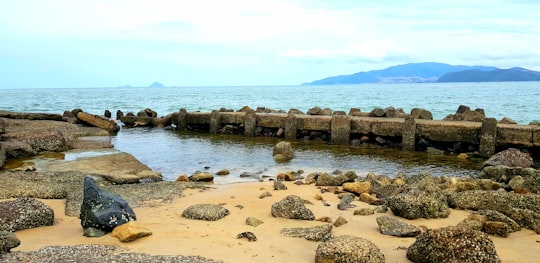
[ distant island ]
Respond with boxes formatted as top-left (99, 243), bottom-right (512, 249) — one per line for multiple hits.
top-left (304, 62), bottom-right (540, 84)
top-left (149, 82), bottom-right (165, 88)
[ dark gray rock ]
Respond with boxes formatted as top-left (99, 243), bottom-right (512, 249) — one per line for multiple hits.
top-left (337, 194), bottom-right (355, 210)
top-left (0, 231), bottom-right (20, 254)
top-left (0, 198), bottom-right (54, 232)
top-left (281, 224), bottom-right (333, 241)
top-left (236, 231), bottom-right (257, 242)
top-left (315, 235), bottom-right (385, 263)
top-left (387, 179), bottom-right (449, 219)
top-left (376, 215), bottom-right (422, 237)
top-left (271, 195), bottom-right (315, 220)
top-left (483, 148), bottom-right (533, 168)
top-left (407, 226), bottom-right (501, 263)
top-left (80, 177), bottom-right (136, 232)
top-left (182, 204), bottom-right (230, 221)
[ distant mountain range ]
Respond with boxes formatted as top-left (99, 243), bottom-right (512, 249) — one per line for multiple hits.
top-left (304, 62), bottom-right (540, 84)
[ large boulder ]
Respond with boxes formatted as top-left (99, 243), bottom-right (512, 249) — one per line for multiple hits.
top-left (271, 195), bottom-right (315, 220)
top-left (386, 178), bottom-right (450, 219)
top-left (80, 177), bottom-right (136, 232)
top-left (483, 148), bottom-right (533, 168)
top-left (315, 235), bottom-right (385, 263)
top-left (0, 198), bottom-right (54, 232)
top-left (273, 141), bottom-right (294, 162)
top-left (406, 226), bottom-right (500, 263)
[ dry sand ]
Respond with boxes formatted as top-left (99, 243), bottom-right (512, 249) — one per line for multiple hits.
top-left (8, 181), bottom-right (540, 263)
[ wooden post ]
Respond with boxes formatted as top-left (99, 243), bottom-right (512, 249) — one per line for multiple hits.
top-left (177, 108), bottom-right (187, 131)
top-left (244, 109), bottom-right (256, 136)
top-left (479, 118), bottom-right (497, 157)
top-left (285, 112), bottom-right (297, 140)
top-left (210, 110), bottom-right (221, 134)
top-left (330, 115), bottom-right (350, 144)
top-left (402, 116), bottom-right (416, 151)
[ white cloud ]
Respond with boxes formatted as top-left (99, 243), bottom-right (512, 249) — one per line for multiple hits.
top-left (281, 41), bottom-right (411, 63)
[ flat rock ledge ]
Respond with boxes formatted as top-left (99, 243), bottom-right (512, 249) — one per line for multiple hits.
top-left (0, 244), bottom-right (223, 263)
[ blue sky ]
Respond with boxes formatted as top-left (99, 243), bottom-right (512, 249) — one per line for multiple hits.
top-left (1, 0), bottom-right (539, 88)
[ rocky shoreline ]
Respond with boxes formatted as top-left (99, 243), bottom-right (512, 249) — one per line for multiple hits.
top-left (1, 112), bottom-right (540, 262)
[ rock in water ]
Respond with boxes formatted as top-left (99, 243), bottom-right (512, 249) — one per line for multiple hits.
top-left (80, 177), bottom-right (136, 232)
top-left (273, 141), bottom-right (294, 162)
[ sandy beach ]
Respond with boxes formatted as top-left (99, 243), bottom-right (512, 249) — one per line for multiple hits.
top-left (7, 180), bottom-right (540, 263)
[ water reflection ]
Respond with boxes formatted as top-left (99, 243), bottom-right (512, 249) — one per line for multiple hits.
top-left (111, 128), bottom-right (483, 184)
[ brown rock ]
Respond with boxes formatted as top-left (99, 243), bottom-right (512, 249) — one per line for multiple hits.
top-left (176, 174), bottom-right (189, 182)
top-left (111, 221), bottom-right (152, 242)
top-left (343, 182), bottom-right (371, 195)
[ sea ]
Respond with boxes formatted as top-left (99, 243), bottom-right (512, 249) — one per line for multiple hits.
top-left (1, 82), bottom-right (539, 183)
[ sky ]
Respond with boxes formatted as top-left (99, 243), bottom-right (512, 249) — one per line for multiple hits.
top-left (1, 0), bottom-right (539, 88)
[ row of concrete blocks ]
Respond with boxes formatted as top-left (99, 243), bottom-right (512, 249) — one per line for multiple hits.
top-left (172, 109), bottom-right (540, 157)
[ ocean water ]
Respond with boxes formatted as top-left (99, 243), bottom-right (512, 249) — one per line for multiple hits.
top-left (2, 82), bottom-right (539, 182)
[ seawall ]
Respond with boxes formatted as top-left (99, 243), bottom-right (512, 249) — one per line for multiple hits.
top-left (119, 108), bottom-right (540, 158)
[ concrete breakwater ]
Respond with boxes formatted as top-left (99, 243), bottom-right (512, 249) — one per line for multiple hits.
top-left (117, 107), bottom-right (540, 159)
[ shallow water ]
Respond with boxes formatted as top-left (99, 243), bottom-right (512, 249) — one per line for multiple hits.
top-left (110, 127), bottom-right (483, 183)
